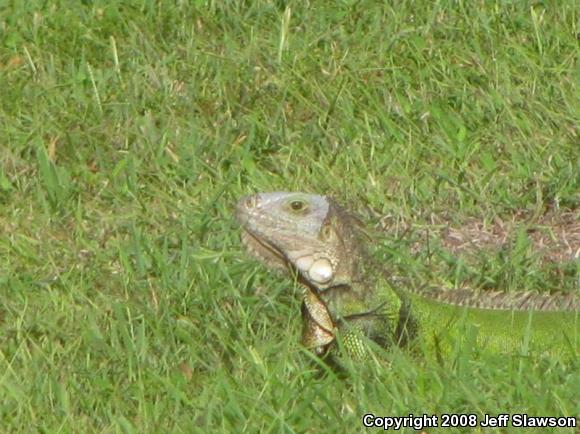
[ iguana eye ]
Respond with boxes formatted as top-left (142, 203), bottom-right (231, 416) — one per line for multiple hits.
top-left (289, 200), bottom-right (306, 212)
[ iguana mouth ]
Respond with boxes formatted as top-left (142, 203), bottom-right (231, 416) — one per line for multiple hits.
top-left (241, 228), bottom-right (331, 294)
top-left (241, 228), bottom-right (339, 293)
top-left (240, 229), bottom-right (291, 271)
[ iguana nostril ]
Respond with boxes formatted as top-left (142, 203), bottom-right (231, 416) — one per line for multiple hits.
top-left (244, 194), bottom-right (261, 209)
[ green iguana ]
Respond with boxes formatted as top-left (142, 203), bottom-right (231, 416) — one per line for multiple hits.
top-left (236, 192), bottom-right (579, 361)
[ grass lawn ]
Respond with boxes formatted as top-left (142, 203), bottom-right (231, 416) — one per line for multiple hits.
top-left (1, 1), bottom-right (578, 432)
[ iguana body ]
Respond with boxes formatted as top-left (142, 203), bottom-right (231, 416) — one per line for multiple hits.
top-left (236, 192), bottom-right (580, 360)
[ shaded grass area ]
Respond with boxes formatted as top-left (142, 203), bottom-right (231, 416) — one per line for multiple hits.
top-left (0, 0), bottom-right (578, 432)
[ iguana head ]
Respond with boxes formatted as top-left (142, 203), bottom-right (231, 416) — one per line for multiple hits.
top-left (236, 192), bottom-right (362, 291)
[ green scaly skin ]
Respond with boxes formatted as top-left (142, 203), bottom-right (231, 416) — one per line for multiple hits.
top-left (236, 192), bottom-right (579, 361)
